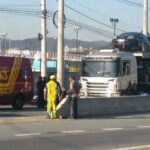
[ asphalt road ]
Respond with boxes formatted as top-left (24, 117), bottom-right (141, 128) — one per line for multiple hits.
top-left (1, 128), bottom-right (150, 150)
top-left (1, 107), bottom-right (150, 150)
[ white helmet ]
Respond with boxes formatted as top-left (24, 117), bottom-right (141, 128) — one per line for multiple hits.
top-left (50, 75), bottom-right (56, 80)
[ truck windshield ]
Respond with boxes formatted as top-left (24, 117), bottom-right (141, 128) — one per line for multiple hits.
top-left (82, 60), bottom-right (119, 77)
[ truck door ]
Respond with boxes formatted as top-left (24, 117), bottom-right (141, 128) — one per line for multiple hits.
top-left (120, 61), bottom-right (131, 90)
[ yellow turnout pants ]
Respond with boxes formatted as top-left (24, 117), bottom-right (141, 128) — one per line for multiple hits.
top-left (47, 98), bottom-right (56, 119)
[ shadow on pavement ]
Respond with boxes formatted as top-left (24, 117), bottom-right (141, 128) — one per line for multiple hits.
top-left (80, 111), bottom-right (150, 120)
top-left (0, 105), bottom-right (46, 118)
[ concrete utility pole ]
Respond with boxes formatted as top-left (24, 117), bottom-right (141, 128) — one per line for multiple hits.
top-left (110, 18), bottom-right (119, 37)
top-left (41, 0), bottom-right (47, 78)
top-left (143, 0), bottom-right (148, 35)
top-left (73, 26), bottom-right (81, 53)
top-left (57, 0), bottom-right (64, 87)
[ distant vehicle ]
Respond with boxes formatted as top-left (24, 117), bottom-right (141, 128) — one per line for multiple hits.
top-left (133, 52), bottom-right (150, 93)
top-left (147, 35), bottom-right (150, 42)
top-left (112, 32), bottom-right (150, 52)
top-left (0, 56), bottom-right (34, 109)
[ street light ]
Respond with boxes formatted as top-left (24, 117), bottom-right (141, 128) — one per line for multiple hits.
top-left (0, 33), bottom-right (8, 52)
top-left (110, 18), bottom-right (119, 37)
top-left (73, 26), bottom-right (81, 53)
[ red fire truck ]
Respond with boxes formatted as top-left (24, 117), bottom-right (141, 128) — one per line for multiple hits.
top-left (0, 56), bottom-right (34, 109)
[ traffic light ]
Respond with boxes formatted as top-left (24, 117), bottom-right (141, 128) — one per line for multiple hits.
top-left (38, 33), bottom-right (43, 41)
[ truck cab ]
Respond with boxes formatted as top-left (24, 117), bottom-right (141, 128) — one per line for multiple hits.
top-left (80, 49), bottom-right (137, 97)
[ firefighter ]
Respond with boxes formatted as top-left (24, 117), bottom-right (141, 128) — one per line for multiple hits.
top-left (37, 76), bottom-right (44, 108)
top-left (44, 75), bottom-right (57, 119)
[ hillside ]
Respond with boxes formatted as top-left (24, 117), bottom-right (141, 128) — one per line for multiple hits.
top-left (4, 37), bottom-right (112, 52)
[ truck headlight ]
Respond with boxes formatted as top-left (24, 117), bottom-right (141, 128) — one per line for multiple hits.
top-left (112, 83), bottom-right (118, 90)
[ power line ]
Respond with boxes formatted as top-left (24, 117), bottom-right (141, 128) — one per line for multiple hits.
top-left (66, 18), bottom-right (113, 38)
top-left (118, 0), bottom-right (144, 8)
top-left (69, 0), bottom-right (141, 29)
top-left (0, 5), bottom-right (39, 7)
top-left (64, 3), bottom-right (126, 32)
top-left (118, 0), bottom-right (150, 11)
top-left (0, 7), bottom-right (113, 39)
top-left (48, 10), bottom-right (113, 38)
top-left (55, 0), bottom-right (126, 32)
top-left (0, 7), bottom-right (40, 17)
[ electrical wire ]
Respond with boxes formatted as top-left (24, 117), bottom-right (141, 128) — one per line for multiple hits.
top-left (0, 5), bottom-right (40, 7)
top-left (55, 0), bottom-right (126, 32)
top-left (118, 0), bottom-right (148, 8)
top-left (64, 4), bottom-right (126, 32)
top-left (0, 7), bottom-right (113, 39)
top-left (69, 0), bottom-right (141, 29)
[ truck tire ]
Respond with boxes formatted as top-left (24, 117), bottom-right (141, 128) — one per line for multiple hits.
top-left (145, 74), bottom-right (149, 82)
top-left (12, 94), bottom-right (25, 110)
top-left (125, 84), bottom-right (137, 95)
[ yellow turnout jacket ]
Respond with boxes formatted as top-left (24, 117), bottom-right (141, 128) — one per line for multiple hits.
top-left (46, 80), bottom-right (57, 101)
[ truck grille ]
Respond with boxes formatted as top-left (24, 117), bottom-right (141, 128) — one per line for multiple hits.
top-left (86, 82), bottom-right (110, 97)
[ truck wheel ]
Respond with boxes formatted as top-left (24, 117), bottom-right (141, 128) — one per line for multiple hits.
top-left (125, 84), bottom-right (137, 95)
top-left (12, 94), bottom-right (25, 110)
top-left (145, 74), bottom-right (149, 82)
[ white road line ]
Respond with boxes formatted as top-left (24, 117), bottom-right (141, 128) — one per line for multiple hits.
top-left (137, 126), bottom-right (150, 129)
top-left (61, 130), bottom-right (86, 134)
top-left (15, 133), bottom-right (41, 137)
top-left (102, 128), bottom-right (124, 131)
top-left (110, 145), bottom-right (150, 150)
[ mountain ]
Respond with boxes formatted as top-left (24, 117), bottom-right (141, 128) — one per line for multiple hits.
top-left (5, 37), bottom-right (112, 52)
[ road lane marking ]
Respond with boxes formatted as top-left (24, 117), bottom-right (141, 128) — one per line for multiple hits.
top-left (102, 128), bottom-right (123, 131)
top-left (110, 145), bottom-right (150, 150)
top-left (137, 126), bottom-right (150, 129)
top-left (15, 133), bottom-right (41, 137)
top-left (61, 130), bottom-right (86, 134)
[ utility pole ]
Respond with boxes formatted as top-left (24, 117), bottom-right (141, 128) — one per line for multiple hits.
top-left (57, 0), bottom-right (64, 87)
top-left (110, 18), bottom-right (119, 37)
top-left (143, 0), bottom-right (148, 35)
top-left (73, 26), bottom-right (81, 53)
top-left (41, 0), bottom-right (47, 78)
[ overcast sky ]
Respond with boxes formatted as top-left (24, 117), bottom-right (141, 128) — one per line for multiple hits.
top-left (0, 0), bottom-right (147, 41)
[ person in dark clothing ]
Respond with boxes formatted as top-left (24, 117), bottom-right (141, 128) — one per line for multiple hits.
top-left (55, 80), bottom-right (62, 106)
top-left (68, 76), bottom-right (80, 119)
top-left (42, 76), bottom-right (47, 106)
top-left (37, 76), bottom-right (45, 108)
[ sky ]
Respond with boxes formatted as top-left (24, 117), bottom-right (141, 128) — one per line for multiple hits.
top-left (0, 0), bottom-right (147, 41)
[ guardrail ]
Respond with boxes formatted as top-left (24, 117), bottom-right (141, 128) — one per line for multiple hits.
top-left (0, 52), bottom-right (83, 61)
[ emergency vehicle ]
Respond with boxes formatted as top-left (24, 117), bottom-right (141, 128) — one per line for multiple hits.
top-left (0, 56), bottom-right (34, 109)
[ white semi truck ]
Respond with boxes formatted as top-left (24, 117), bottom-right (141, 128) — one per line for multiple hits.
top-left (80, 49), bottom-right (138, 97)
